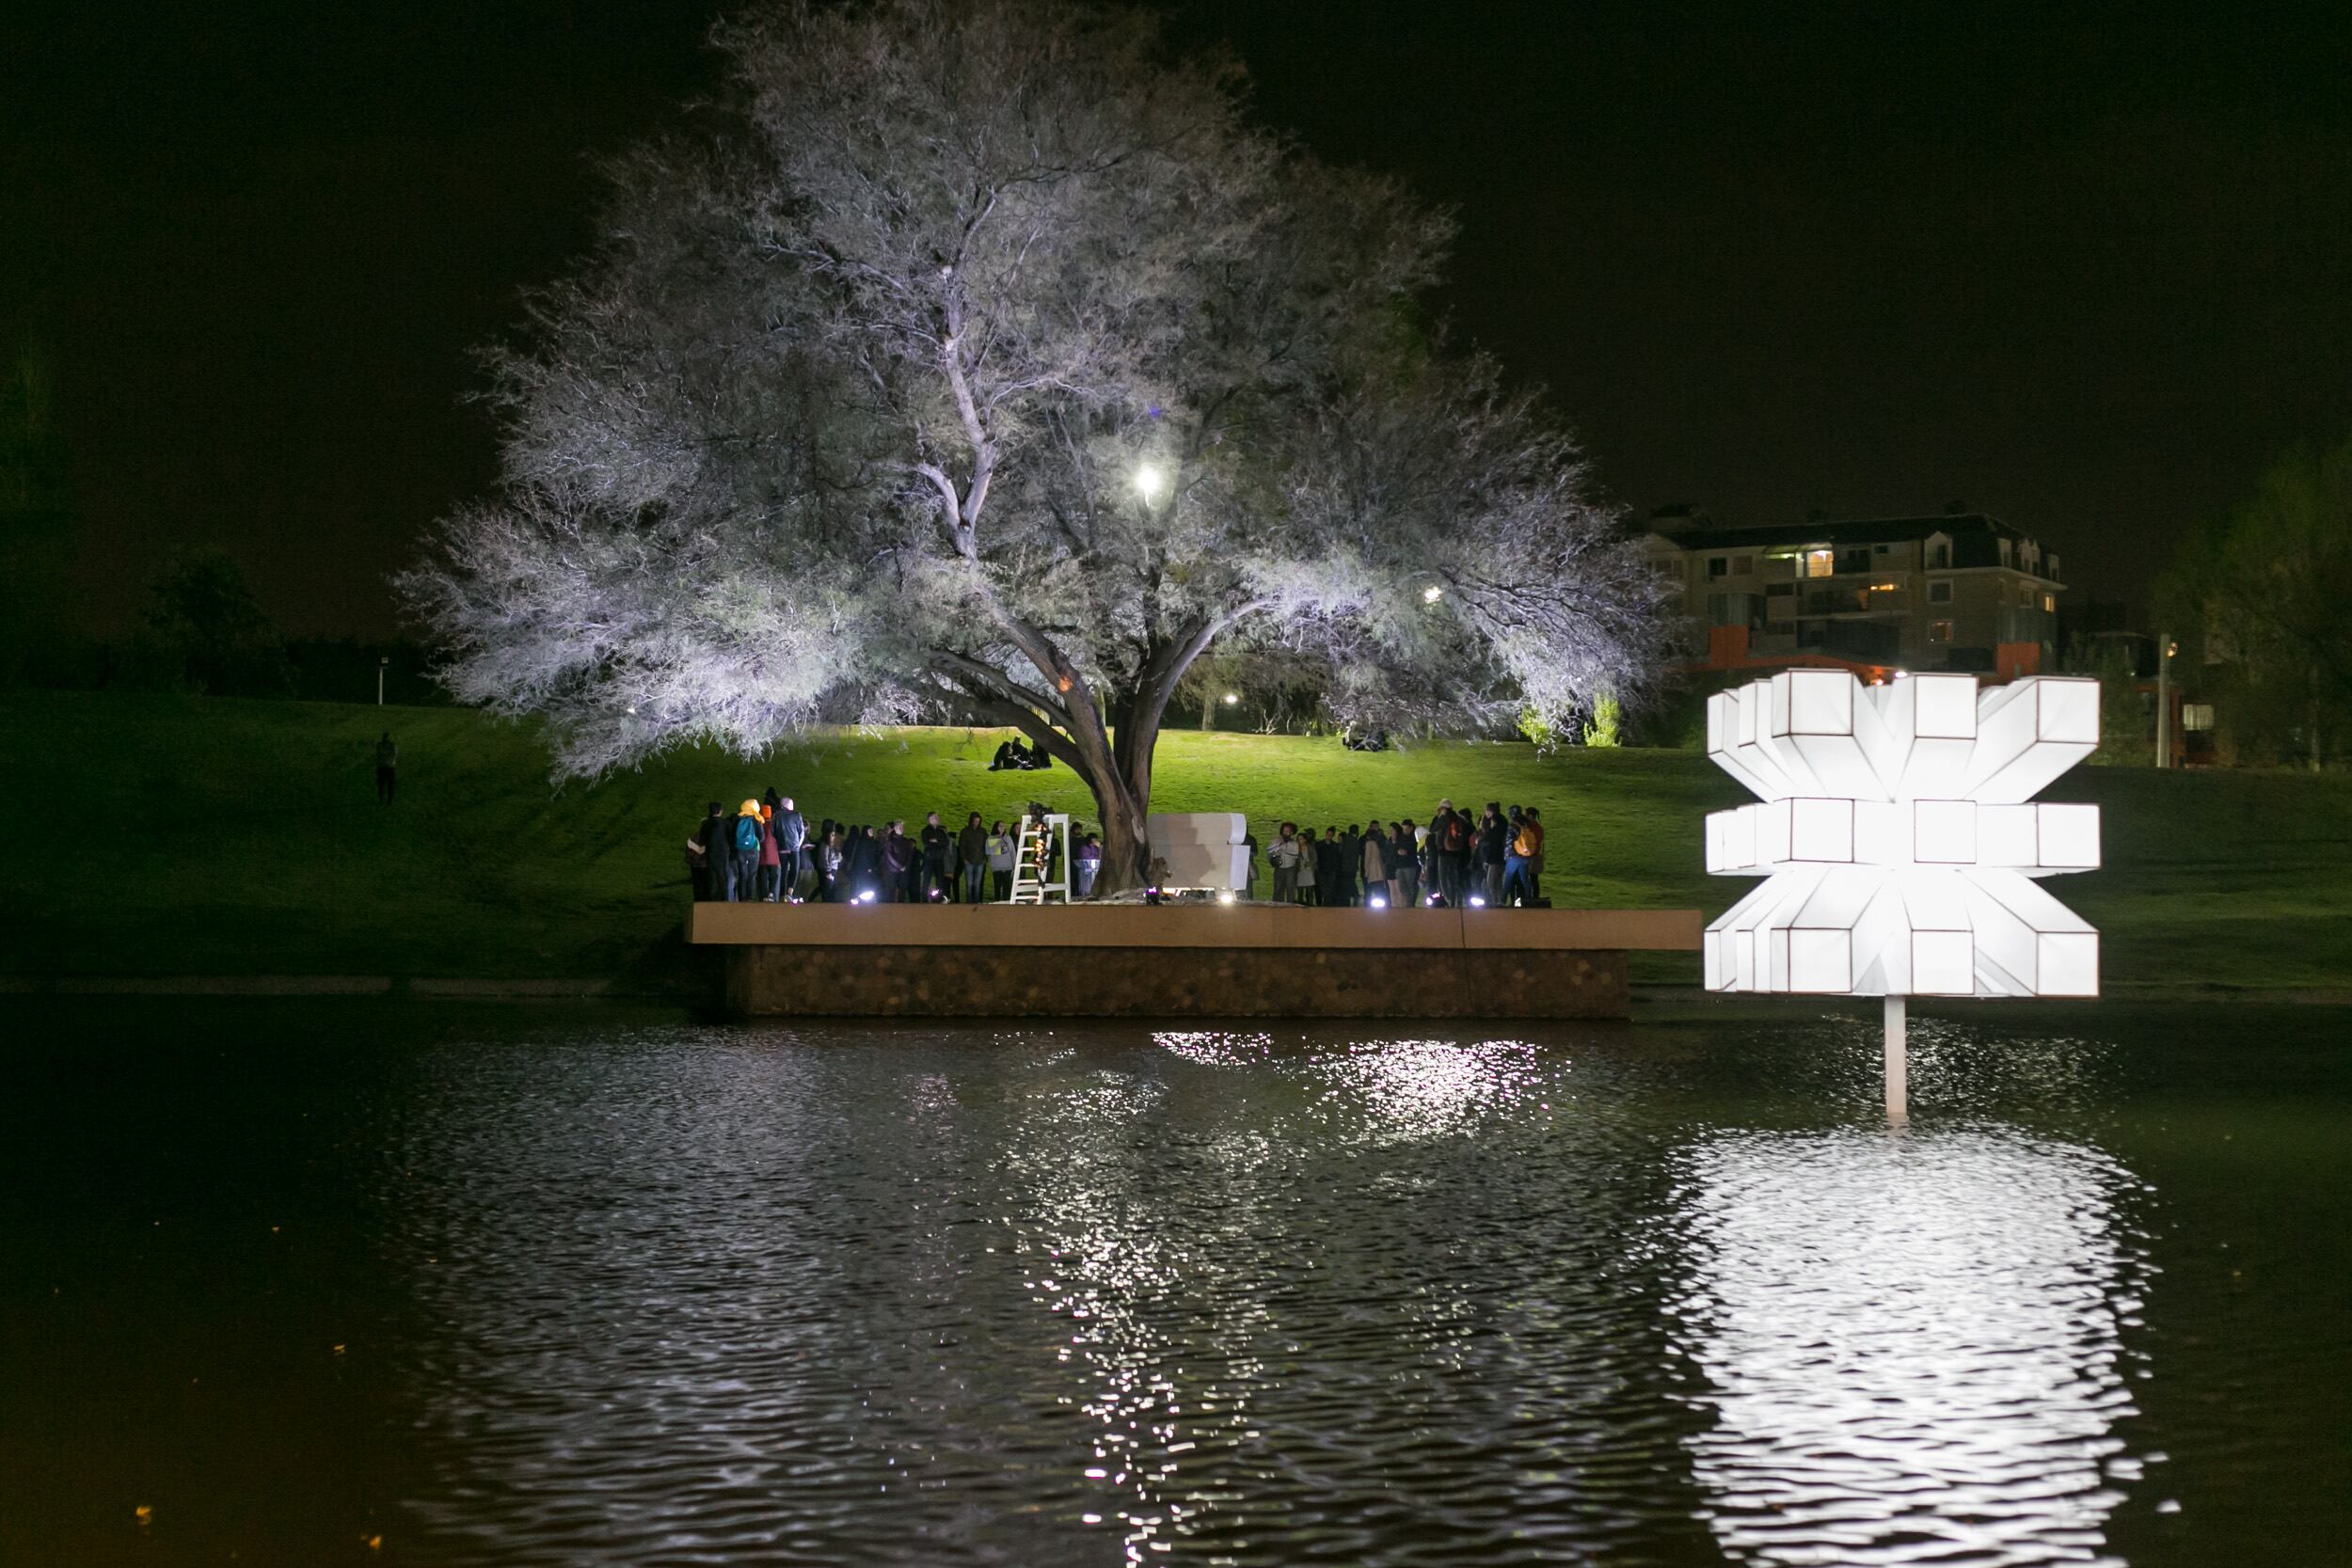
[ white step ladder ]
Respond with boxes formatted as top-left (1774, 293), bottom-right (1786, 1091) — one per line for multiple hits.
top-left (1009, 813), bottom-right (1073, 903)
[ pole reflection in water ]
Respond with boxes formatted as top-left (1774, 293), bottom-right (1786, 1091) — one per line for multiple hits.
top-left (1668, 1124), bottom-right (2148, 1567)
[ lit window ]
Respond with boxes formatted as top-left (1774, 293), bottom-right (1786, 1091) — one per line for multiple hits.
top-left (1804, 548), bottom-right (1835, 578)
top-left (1929, 580), bottom-right (1952, 604)
top-left (2042, 594), bottom-right (2056, 613)
top-left (1929, 620), bottom-right (1954, 643)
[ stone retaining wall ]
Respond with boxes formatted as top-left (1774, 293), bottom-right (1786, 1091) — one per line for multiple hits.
top-left (722, 942), bottom-right (1629, 1019)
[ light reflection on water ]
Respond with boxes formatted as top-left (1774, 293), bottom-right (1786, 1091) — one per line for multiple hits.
top-left (1669, 1127), bottom-right (2146, 1566)
top-left (16, 1003), bottom-right (2347, 1566)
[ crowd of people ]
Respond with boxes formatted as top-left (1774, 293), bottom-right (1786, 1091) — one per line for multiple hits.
top-left (686, 796), bottom-right (1052, 905)
top-left (1259, 800), bottom-right (1548, 909)
top-left (686, 790), bottom-right (1549, 908)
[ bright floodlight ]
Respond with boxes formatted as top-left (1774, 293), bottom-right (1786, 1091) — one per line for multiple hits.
top-left (857, 889), bottom-right (877, 904)
top-left (1217, 890), bottom-right (1236, 905)
top-left (1222, 691), bottom-right (1240, 705)
top-left (1469, 895), bottom-right (1486, 908)
top-left (1135, 462), bottom-right (1168, 503)
top-left (1422, 584), bottom-right (1443, 603)
top-left (1369, 895), bottom-right (1388, 909)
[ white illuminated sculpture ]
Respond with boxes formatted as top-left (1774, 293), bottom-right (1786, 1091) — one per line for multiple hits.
top-left (1703, 670), bottom-right (2101, 1119)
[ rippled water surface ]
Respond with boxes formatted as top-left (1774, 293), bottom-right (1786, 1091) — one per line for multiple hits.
top-left (3, 1000), bottom-right (2347, 1565)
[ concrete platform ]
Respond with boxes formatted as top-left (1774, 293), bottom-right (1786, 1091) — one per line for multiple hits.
top-left (689, 902), bottom-right (1703, 1020)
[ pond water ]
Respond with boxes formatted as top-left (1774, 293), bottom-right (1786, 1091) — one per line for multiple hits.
top-left (2, 1000), bottom-right (2345, 1566)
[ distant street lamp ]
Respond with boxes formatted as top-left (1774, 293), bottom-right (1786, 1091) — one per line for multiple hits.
top-left (1223, 691), bottom-right (1239, 705)
top-left (1135, 462), bottom-right (1168, 506)
top-left (377, 655), bottom-right (389, 705)
top-left (1422, 584), bottom-right (1443, 604)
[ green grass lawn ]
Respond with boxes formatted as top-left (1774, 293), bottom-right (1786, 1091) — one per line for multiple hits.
top-left (2, 689), bottom-right (2346, 993)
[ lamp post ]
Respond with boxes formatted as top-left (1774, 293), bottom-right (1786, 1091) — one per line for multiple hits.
top-left (377, 655), bottom-right (389, 706)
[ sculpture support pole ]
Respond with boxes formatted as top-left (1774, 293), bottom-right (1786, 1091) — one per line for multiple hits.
top-left (1883, 994), bottom-right (1909, 1127)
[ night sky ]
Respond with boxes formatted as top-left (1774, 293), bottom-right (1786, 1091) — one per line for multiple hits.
top-left (8, 1), bottom-right (2349, 636)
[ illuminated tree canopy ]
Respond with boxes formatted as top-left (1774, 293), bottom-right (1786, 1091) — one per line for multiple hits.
top-left (404, 0), bottom-right (1669, 885)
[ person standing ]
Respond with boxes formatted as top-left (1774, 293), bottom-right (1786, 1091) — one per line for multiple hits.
top-left (1434, 800), bottom-right (1470, 905)
top-left (1269, 824), bottom-right (1301, 905)
top-left (917, 812), bottom-right (951, 901)
top-left (882, 820), bottom-right (917, 901)
top-left (772, 795), bottom-right (808, 900)
top-left (693, 801), bottom-right (731, 900)
top-left (1295, 824), bottom-right (1319, 907)
top-left (729, 800), bottom-right (764, 902)
top-left (957, 812), bottom-right (989, 904)
top-left (1360, 824), bottom-right (1389, 905)
top-left (1523, 806), bottom-right (1548, 904)
top-left (1476, 801), bottom-right (1507, 908)
top-left (755, 800), bottom-right (785, 901)
top-left (818, 826), bottom-right (845, 902)
top-left (374, 732), bottom-right (398, 805)
top-left (985, 820), bottom-right (1015, 900)
top-left (1504, 808), bottom-right (1542, 907)
top-left (1389, 820), bottom-right (1420, 908)
top-left (1315, 828), bottom-right (1347, 908)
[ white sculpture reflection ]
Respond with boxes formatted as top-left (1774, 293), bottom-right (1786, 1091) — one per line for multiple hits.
top-left (1670, 1126), bottom-right (2141, 1566)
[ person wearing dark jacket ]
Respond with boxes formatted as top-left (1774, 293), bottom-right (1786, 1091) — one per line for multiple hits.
top-left (1475, 802), bottom-right (1507, 908)
top-left (1315, 828), bottom-right (1348, 908)
top-left (771, 797), bottom-right (807, 899)
top-left (882, 820), bottom-right (918, 902)
top-left (1388, 821), bottom-right (1420, 908)
top-left (957, 813), bottom-right (989, 904)
top-left (918, 812), bottom-right (952, 901)
top-left (692, 801), bottom-right (729, 900)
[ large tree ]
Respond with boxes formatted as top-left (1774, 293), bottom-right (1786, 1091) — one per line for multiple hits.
top-left (2157, 436), bottom-right (2352, 770)
top-left (405, 0), bottom-right (1668, 887)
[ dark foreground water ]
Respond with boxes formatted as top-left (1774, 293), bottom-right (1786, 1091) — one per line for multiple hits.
top-left (2, 1002), bottom-right (2346, 1567)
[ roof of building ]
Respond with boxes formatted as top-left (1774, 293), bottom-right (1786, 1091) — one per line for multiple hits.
top-left (1648, 511), bottom-right (2037, 552)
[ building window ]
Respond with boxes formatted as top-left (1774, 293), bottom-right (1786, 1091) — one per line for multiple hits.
top-left (1874, 543), bottom-right (1890, 554)
top-left (1804, 548), bottom-right (1835, 578)
top-left (1840, 547), bottom-right (1871, 574)
top-left (1928, 544), bottom-right (1949, 569)
top-left (1929, 620), bottom-right (1954, 644)
top-left (1707, 555), bottom-right (1729, 579)
top-left (2042, 594), bottom-right (2056, 613)
top-left (1928, 580), bottom-right (1952, 604)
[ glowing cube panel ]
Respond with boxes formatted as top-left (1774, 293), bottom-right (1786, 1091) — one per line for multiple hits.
top-left (1703, 673), bottom-right (2100, 998)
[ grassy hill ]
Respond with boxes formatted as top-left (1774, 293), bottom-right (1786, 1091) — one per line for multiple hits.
top-left (2, 689), bottom-right (2347, 994)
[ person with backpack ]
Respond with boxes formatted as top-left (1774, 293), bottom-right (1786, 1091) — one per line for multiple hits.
top-left (1504, 807), bottom-right (1544, 907)
top-left (729, 800), bottom-right (765, 902)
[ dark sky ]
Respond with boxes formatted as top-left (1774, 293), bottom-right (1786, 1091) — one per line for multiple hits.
top-left (8, 1), bottom-right (2350, 636)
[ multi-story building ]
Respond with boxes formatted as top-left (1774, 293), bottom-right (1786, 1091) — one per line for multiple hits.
top-left (1645, 507), bottom-right (2067, 680)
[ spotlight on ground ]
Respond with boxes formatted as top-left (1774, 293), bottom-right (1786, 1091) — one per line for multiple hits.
top-left (1369, 895), bottom-right (1388, 909)
top-left (1468, 895), bottom-right (1486, 908)
top-left (856, 890), bottom-right (877, 904)
top-left (1216, 890), bottom-right (1236, 905)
